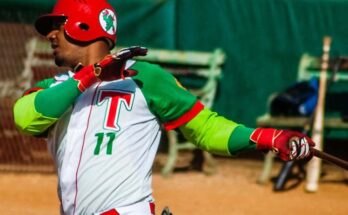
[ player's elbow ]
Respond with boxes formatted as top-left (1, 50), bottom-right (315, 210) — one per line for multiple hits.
top-left (179, 109), bottom-right (238, 156)
top-left (13, 94), bottom-right (56, 136)
top-left (13, 99), bottom-right (39, 135)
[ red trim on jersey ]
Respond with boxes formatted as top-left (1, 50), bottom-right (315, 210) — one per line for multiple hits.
top-left (73, 83), bottom-right (101, 215)
top-left (149, 202), bottom-right (155, 214)
top-left (100, 209), bottom-right (120, 215)
top-left (23, 87), bottom-right (44, 96)
top-left (163, 101), bottom-right (204, 130)
top-left (100, 203), bottom-right (155, 215)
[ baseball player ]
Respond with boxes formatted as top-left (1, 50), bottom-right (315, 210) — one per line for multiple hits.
top-left (13, 0), bottom-right (315, 214)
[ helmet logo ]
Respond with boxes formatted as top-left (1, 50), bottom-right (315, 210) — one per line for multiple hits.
top-left (99, 9), bottom-right (117, 35)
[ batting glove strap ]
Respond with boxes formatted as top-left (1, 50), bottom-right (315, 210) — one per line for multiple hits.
top-left (96, 55), bottom-right (127, 81)
top-left (250, 128), bottom-right (280, 151)
top-left (73, 64), bottom-right (100, 92)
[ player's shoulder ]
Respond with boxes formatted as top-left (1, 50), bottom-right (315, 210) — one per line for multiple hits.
top-left (50, 71), bottom-right (73, 86)
top-left (128, 60), bottom-right (174, 83)
top-left (54, 71), bottom-right (73, 81)
top-left (128, 60), bottom-right (166, 74)
top-left (34, 71), bottom-right (72, 89)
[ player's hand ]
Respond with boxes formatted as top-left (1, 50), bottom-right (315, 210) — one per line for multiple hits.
top-left (250, 128), bottom-right (315, 161)
top-left (96, 46), bottom-right (148, 81)
top-left (73, 46), bottom-right (147, 91)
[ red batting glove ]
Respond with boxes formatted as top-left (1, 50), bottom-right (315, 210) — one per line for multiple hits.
top-left (97, 46), bottom-right (148, 81)
top-left (250, 128), bottom-right (315, 161)
top-left (73, 46), bottom-right (148, 92)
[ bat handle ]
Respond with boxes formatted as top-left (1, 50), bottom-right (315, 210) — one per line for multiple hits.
top-left (310, 147), bottom-right (348, 170)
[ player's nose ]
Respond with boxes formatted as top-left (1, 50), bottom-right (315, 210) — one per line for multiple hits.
top-left (46, 29), bottom-right (59, 42)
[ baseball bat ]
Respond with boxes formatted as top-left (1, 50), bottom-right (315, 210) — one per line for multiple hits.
top-left (310, 148), bottom-right (348, 170)
top-left (305, 36), bottom-right (332, 192)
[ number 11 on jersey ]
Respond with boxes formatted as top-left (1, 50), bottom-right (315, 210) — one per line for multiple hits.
top-left (94, 132), bottom-right (116, 155)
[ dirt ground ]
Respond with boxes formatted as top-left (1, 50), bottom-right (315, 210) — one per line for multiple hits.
top-left (0, 153), bottom-right (347, 215)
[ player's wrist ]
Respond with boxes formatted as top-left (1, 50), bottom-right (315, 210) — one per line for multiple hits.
top-left (73, 64), bottom-right (100, 92)
top-left (250, 127), bottom-right (277, 151)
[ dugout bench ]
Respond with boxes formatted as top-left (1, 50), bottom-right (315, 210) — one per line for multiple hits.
top-left (256, 53), bottom-right (348, 191)
top-left (21, 37), bottom-right (225, 177)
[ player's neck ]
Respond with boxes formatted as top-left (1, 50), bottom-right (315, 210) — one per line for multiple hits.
top-left (81, 41), bottom-right (110, 66)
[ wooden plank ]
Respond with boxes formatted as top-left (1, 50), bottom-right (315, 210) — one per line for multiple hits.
top-left (116, 47), bottom-right (225, 66)
top-left (257, 114), bottom-right (348, 129)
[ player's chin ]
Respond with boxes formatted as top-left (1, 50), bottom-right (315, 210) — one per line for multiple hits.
top-left (54, 56), bottom-right (65, 67)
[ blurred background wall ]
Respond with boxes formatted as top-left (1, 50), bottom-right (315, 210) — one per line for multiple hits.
top-left (1, 0), bottom-right (348, 126)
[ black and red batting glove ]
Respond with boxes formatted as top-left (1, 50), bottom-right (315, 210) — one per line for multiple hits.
top-left (250, 128), bottom-right (315, 161)
top-left (73, 46), bottom-right (148, 92)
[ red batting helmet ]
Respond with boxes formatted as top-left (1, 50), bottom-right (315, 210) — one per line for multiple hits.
top-left (35, 0), bottom-right (117, 49)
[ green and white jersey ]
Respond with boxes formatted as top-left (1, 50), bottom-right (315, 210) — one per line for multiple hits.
top-left (43, 60), bottom-right (203, 214)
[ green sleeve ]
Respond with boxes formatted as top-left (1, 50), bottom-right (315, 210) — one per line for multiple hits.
top-left (14, 91), bottom-right (58, 135)
top-left (35, 78), bottom-right (81, 117)
top-left (14, 77), bottom-right (82, 135)
top-left (131, 61), bottom-right (198, 123)
top-left (179, 108), bottom-right (256, 156)
top-left (228, 125), bottom-right (256, 155)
